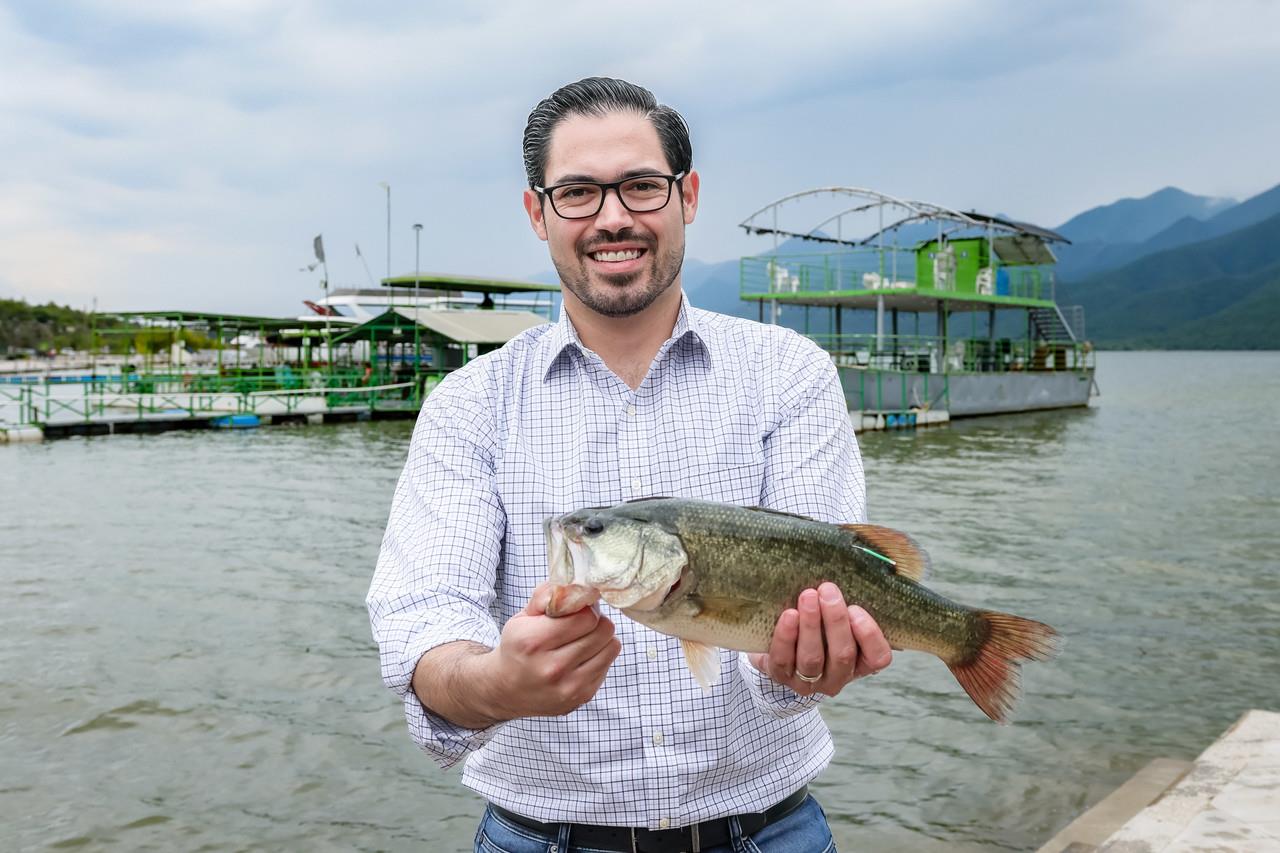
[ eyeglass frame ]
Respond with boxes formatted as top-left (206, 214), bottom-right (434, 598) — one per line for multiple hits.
top-left (534, 171), bottom-right (687, 220)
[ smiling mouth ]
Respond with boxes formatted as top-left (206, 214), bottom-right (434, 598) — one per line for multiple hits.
top-left (589, 248), bottom-right (646, 262)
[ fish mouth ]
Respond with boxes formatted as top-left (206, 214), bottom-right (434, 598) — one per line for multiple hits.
top-left (545, 518), bottom-right (573, 585)
top-left (661, 572), bottom-right (684, 604)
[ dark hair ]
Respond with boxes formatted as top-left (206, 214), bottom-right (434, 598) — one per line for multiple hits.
top-left (522, 77), bottom-right (693, 189)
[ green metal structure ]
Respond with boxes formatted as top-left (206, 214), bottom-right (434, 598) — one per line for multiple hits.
top-left (738, 188), bottom-right (1095, 420)
top-left (2, 274), bottom-right (559, 435)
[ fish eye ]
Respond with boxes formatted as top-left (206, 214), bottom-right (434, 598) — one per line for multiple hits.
top-left (583, 518), bottom-right (605, 535)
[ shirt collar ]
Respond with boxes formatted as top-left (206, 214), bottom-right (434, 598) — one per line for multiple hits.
top-left (539, 290), bottom-right (710, 382)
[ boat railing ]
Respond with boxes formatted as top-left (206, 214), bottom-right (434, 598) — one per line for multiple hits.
top-left (740, 250), bottom-right (918, 296)
top-left (741, 253), bottom-right (1055, 301)
top-left (809, 332), bottom-right (1094, 374)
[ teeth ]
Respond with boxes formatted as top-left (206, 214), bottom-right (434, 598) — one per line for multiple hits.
top-left (592, 249), bottom-right (641, 262)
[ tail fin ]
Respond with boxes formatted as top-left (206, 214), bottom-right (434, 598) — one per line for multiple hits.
top-left (947, 611), bottom-right (1061, 725)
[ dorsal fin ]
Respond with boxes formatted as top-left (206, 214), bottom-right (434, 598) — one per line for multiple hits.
top-left (746, 505), bottom-right (820, 522)
top-left (839, 524), bottom-right (931, 582)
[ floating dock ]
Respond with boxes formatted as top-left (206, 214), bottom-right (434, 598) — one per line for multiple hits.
top-left (0, 275), bottom-right (558, 443)
top-left (1039, 709), bottom-right (1280, 852)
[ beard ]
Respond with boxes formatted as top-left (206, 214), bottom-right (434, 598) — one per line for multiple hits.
top-left (553, 228), bottom-right (685, 319)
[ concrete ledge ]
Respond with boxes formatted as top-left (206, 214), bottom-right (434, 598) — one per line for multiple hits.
top-left (1037, 759), bottom-right (1192, 853)
top-left (1099, 709), bottom-right (1280, 851)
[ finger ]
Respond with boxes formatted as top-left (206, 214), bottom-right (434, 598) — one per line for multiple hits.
top-left (560, 614), bottom-right (617, 663)
top-left (766, 610), bottom-right (799, 683)
top-left (818, 583), bottom-right (857, 686)
top-left (530, 605), bottom-right (601, 652)
top-left (576, 633), bottom-right (623, 683)
top-left (849, 606), bottom-right (893, 676)
top-left (794, 589), bottom-right (825, 691)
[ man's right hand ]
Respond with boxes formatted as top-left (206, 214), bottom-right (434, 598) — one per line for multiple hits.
top-left (413, 582), bottom-right (621, 728)
top-left (483, 582), bottom-right (621, 719)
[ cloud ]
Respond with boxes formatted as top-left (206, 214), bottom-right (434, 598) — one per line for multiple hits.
top-left (1, 1), bottom-right (1278, 315)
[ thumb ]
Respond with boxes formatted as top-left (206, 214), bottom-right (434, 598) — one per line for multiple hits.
top-left (525, 582), bottom-right (555, 616)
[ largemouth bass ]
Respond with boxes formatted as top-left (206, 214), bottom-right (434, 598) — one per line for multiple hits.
top-left (544, 497), bottom-right (1059, 724)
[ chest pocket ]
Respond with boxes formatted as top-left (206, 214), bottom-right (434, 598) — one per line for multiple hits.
top-left (666, 396), bottom-right (765, 505)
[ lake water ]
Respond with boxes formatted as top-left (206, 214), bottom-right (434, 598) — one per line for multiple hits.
top-left (2, 351), bottom-right (1278, 852)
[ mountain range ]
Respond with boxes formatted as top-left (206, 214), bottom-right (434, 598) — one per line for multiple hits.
top-left (1058, 208), bottom-right (1280, 349)
top-left (534, 180), bottom-right (1280, 349)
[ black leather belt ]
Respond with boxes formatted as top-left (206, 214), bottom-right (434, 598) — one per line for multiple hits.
top-left (489, 785), bottom-right (808, 853)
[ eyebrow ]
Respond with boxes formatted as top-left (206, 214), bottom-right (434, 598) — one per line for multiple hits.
top-left (547, 167), bottom-right (669, 185)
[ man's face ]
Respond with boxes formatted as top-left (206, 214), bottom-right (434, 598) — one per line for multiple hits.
top-left (523, 111), bottom-right (699, 319)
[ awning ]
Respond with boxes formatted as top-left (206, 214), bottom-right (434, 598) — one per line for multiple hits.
top-left (993, 235), bottom-right (1058, 266)
top-left (406, 308), bottom-right (547, 343)
top-left (331, 308), bottom-right (547, 345)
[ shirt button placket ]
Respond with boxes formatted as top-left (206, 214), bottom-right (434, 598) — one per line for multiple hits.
top-left (621, 393), bottom-right (645, 499)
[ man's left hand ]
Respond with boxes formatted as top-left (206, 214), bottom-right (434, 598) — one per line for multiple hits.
top-left (748, 582), bottom-right (892, 697)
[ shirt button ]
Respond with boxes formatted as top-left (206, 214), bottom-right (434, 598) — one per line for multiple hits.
top-left (659, 818), bottom-right (670, 829)
top-left (647, 646), bottom-right (657, 660)
top-left (627, 404), bottom-right (636, 416)
top-left (631, 478), bottom-right (642, 492)
top-left (652, 731), bottom-right (664, 745)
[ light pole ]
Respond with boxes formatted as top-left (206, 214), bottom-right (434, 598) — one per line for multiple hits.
top-left (378, 181), bottom-right (391, 281)
top-left (412, 223), bottom-right (423, 398)
top-left (413, 223), bottom-right (422, 287)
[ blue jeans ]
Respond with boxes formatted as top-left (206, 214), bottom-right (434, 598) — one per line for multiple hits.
top-left (474, 795), bottom-right (836, 853)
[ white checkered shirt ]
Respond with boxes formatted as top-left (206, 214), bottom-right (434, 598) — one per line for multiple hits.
top-left (367, 292), bottom-right (866, 830)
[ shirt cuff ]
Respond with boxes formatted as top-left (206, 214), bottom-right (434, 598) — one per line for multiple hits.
top-left (392, 618), bottom-right (504, 769)
top-left (736, 652), bottom-right (825, 719)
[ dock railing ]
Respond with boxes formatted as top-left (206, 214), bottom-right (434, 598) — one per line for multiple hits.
top-left (4, 369), bottom-right (450, 428)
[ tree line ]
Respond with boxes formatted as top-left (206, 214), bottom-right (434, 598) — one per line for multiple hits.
top-left (0, 298), bottom-right (94, 353)
top-left (1, 298), bottom-right (221, 355)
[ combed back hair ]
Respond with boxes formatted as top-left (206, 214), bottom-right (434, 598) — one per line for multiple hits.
top-left (522, 77), bottom-right (693, 189)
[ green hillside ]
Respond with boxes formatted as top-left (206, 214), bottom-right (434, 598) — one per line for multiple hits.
top-left (1060, 211), bottom-right (1280, 349)
top-left (0, 299), bottom-right (95, 353)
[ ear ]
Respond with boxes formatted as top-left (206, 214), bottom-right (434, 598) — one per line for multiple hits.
top-left (523, 188), bottom-right (549, 241)
top-left (680, 170), bottom-right (700, 225)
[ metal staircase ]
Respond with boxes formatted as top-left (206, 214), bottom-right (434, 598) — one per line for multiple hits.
top-left (1029, 305), bottom-right (1084, 343)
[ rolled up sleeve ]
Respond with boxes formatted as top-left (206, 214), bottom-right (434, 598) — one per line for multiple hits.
top-left (366, 373), bottom-right (506, 768)
top-left (738, 332), bottom-right (867, 718)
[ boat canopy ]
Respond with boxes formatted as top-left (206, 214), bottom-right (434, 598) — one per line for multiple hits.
top-left (738, 187), bottom-right (1069, 249)
top-left (380, 272), bottom-right (559, 295)
top-left (331, 308), bottom-right (546, 346)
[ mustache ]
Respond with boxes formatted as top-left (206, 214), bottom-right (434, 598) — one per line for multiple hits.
top-left (579, 229), bottom-right (655, 254)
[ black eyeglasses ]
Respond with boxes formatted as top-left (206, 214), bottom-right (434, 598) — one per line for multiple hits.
top-left (535, 172), bottom-right (685, 220)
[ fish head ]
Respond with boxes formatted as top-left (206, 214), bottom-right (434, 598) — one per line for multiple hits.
top-left (545, 506), bottom-right (687, 612)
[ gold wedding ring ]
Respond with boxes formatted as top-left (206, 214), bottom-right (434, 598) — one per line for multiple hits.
top-left (795, 670), bottom-right (822, 684)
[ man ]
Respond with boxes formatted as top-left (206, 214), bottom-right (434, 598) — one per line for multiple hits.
top-left (368, 77), bottom-right (892, 853)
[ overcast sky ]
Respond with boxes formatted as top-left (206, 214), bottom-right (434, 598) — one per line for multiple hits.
top-left (3, 0), bottom-right (1279, 316)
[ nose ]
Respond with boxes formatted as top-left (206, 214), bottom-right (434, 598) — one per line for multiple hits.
top-left (593, 186), bottom-right (635, 232)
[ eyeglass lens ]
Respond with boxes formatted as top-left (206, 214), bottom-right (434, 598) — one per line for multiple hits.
top-left (550, 176), bottom-right (674, 218)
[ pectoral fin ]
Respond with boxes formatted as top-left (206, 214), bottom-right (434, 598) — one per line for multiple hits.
top-left (680, 639), bottom-right (722, 692)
